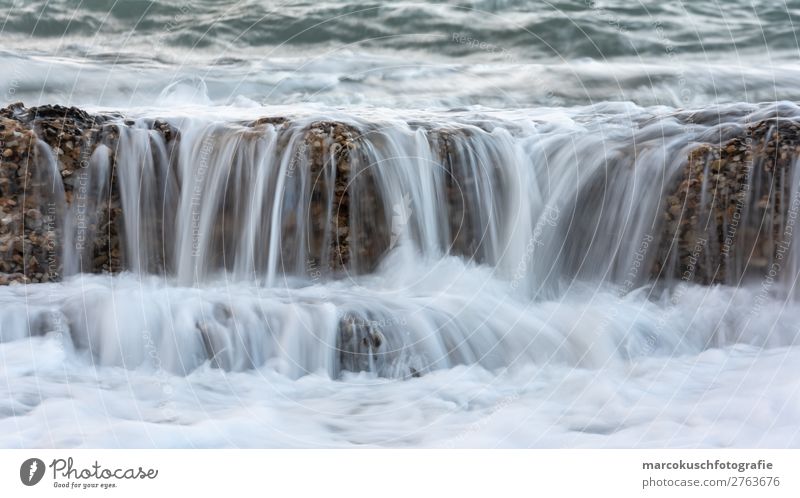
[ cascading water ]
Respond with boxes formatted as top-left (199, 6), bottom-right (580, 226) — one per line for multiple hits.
top-left (3, 0), bottom-right (800, 451)
top-left (3, 104), bottom-right (800, 384)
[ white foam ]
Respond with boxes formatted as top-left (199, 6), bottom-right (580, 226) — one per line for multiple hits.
top-left (1, 328), bottom-right (798, 447)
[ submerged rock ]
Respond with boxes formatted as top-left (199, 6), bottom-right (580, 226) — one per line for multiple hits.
top-left (336, 312), bottom-right (421, 378)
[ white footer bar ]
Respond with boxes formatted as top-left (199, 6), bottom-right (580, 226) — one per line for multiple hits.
top-left (1, 449), bottom-right (798, 497)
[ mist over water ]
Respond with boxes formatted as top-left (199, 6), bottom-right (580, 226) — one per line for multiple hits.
top-left (1, 0), bottom-right (800, 448)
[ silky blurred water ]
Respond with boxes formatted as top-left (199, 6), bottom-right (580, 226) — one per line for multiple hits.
top-left (1, 0), bottom-right (800, 108)
top-left (1, 0), bottom-right (800, 448)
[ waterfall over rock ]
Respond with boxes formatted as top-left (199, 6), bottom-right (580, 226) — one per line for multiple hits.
top-left (1, 103), bottom-right (800, 378)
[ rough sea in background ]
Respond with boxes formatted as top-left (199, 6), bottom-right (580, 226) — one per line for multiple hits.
top-left (2, 0), bottom-right (800, 108)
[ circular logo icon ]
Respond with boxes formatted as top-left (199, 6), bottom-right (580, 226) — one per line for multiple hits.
top-left (20, 458), bottom-right (45, 486)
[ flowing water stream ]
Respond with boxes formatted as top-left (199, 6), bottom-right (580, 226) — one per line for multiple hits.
top-left (1, 0), bottom-right (800, 448)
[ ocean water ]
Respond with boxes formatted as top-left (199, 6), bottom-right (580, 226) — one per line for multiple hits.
top-left (2, 0), bottom-right (800, 109)
top-left (1, 0), bottom-right (800, 448)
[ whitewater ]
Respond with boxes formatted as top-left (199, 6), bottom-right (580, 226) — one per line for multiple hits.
top-left (1, 0), bottom-right (800, 448)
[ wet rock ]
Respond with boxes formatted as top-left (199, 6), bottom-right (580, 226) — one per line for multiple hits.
top-left (0, 106), bottom-right (383, 283)
top-left (0, 104), bottom-right (121, 284)
top-left (335, 312), bottom-right (422, 378)
top-left (655, 118), bottom-right (800, 284)
top-left (336, 313), bottom-right (390, 375)
top-left (303, 121), bottom-right (363, 274)
top-left (5, 101), bottom-right (798, 293)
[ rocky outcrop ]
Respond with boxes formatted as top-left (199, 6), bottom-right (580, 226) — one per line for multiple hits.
top-left (336, 312), bottom-right (421, 378)
top-left (0, 105), bottom-right (380, 284)
top-left (305, 121), bottom-right (358, 273)
top-left (3, 103), bottom-right (800, 289)
top-left (656, 118), bottom-right (800, 285)
top-left (0, 104), bottom-right (119, 284)
top-left (0, 113), bottom-right (38, 284)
